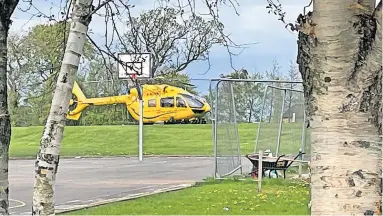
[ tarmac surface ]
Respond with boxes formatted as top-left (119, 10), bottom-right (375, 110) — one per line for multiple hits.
top-left (8, 157), bottom-right (217, 214)
top-left (7, 155), bottom-right (305, 214)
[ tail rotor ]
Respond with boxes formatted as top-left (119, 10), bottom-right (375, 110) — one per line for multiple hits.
top-left (69, 94), bottom-right (78, 112)
top-left (67, 81), bottom-right (89, 120)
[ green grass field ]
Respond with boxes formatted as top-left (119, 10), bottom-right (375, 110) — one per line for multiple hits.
top-left (64, 178), bottom-right (310, 215)
top-left (9, 123), bottom-right (309, 158)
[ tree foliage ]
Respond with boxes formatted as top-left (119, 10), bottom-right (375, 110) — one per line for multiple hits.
top-left (218, 69), bottom-right (264, 123)
top-left (146, 70), bottom-right (198, 95)
top-left (7, 6), bottom-right (230, 127)
top-left (21, 21), bottom-right (94, 83)
top-left (214, 61), bottom-right (303, 124)
top-left (121, 6), bottom-right (225, 76)
top-left (6, 21), bottom-right (95, 126)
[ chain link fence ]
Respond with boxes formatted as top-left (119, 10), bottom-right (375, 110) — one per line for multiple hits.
top-left (255, 85), bottom-right (307, 156)
top-left (213, 80), bottom-right (242, 177)
top-left (211, 79), bottom-right (309, 179)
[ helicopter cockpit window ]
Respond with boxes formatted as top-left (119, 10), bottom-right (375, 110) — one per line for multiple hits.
top-left (180, 94), bottom-right (204, 108)
top-left (148, 99), bottom-right (156, 107)
top-left (176, 97), bottom-right (187, 108)
top-left (160, 97), bottom-right (174, 107)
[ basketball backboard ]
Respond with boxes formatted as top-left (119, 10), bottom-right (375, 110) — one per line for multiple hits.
top-left (117, 53), bottom-right (152, 79)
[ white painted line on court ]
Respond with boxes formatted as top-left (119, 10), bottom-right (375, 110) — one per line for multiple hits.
top-left (153, 161), bottom-right (167, 164)
top-left (65, 200), bottom-right (81, 204)
top-left (54, 183), bottom-right (194, 214)
top-left (121, 164), bottom-right (138, 168)
top-left (9, 198), bottom-right (26, 209)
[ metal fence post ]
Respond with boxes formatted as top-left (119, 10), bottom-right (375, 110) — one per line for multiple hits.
top-left (258, 150), bottom-right (263, 192)
top-left (213, 80), bottom-right (220, 179)
top-left (301, 108), bottom-right (307, 157)
top-left (299, 106), bottom-right (307, 177)
top-left (276, 89), bottom-right (287, 157)
top-left (229, 82), bottom-right (242, 175)
top-left (209, 80), bottom-right (217, 178)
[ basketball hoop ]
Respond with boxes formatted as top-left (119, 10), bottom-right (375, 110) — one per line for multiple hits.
top-left (117, 53), bottom-right (151, 86)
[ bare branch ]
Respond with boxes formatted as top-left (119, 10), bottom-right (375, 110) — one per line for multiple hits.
top-left (87, 0), bottom-right (113, 18)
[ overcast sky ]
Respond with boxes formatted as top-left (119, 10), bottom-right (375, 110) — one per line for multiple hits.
top-left (10, 0), bottom-right (312, 93)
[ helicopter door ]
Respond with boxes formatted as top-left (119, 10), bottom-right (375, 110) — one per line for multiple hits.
top-left (159, 96), bottom-right (175, 122)
top-left (175, 96), bottom-right (188, 121)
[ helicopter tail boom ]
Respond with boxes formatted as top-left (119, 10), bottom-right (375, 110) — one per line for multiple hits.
top-left (67, 81), bottom-right (132, 121)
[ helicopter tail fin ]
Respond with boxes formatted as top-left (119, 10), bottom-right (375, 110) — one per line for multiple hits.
top-left (67, 81), bottom-right (89, 121)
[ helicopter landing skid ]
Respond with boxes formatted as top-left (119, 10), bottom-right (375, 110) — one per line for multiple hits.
top-left (163, 118), bottom-right (207, 125)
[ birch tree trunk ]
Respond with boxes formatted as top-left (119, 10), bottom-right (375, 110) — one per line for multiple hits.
top-left (0, 1), bottom-right (19, 214)
top-left (32, 0), bottom-right (93, 215)
top-left (297, 0), bottom-right (382, 214)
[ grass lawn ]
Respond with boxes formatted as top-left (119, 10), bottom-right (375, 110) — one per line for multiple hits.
top-left (9, 123), bottom-right (309, 158)
top-left (64, 178), bottom-right (310, 215)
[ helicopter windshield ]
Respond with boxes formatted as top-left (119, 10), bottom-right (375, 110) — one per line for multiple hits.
top-left (180, 94), bottom-right (204, 108)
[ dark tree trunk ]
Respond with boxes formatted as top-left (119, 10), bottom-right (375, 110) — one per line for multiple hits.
top-left (0, 23), bottom-right (11, 216)
top-left (248, 98), bottom-right (253, 123)
top-left (0, 1), bottom-right (19, 214)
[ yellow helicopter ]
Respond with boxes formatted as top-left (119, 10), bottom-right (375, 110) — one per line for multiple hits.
top-left (67, 81), bottom-right (211, 124)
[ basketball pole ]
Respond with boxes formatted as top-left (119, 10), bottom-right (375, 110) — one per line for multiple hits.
top-left (134, 74), bottom-right (144, 162)
top-left (118, 53), bottom-right (151, 162)
top-left (138, 88), bottom-right (143, 162)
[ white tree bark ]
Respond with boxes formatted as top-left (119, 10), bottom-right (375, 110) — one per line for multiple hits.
top-left (32, 0), bottom-right (94, 215)
top-left (0, 1), bottom-right (19, 214)
top-left (297, 0), bottom-right (382, 214)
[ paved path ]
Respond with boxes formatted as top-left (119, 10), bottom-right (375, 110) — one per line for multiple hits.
top-left (9, 157), bottom-right (216, 214)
